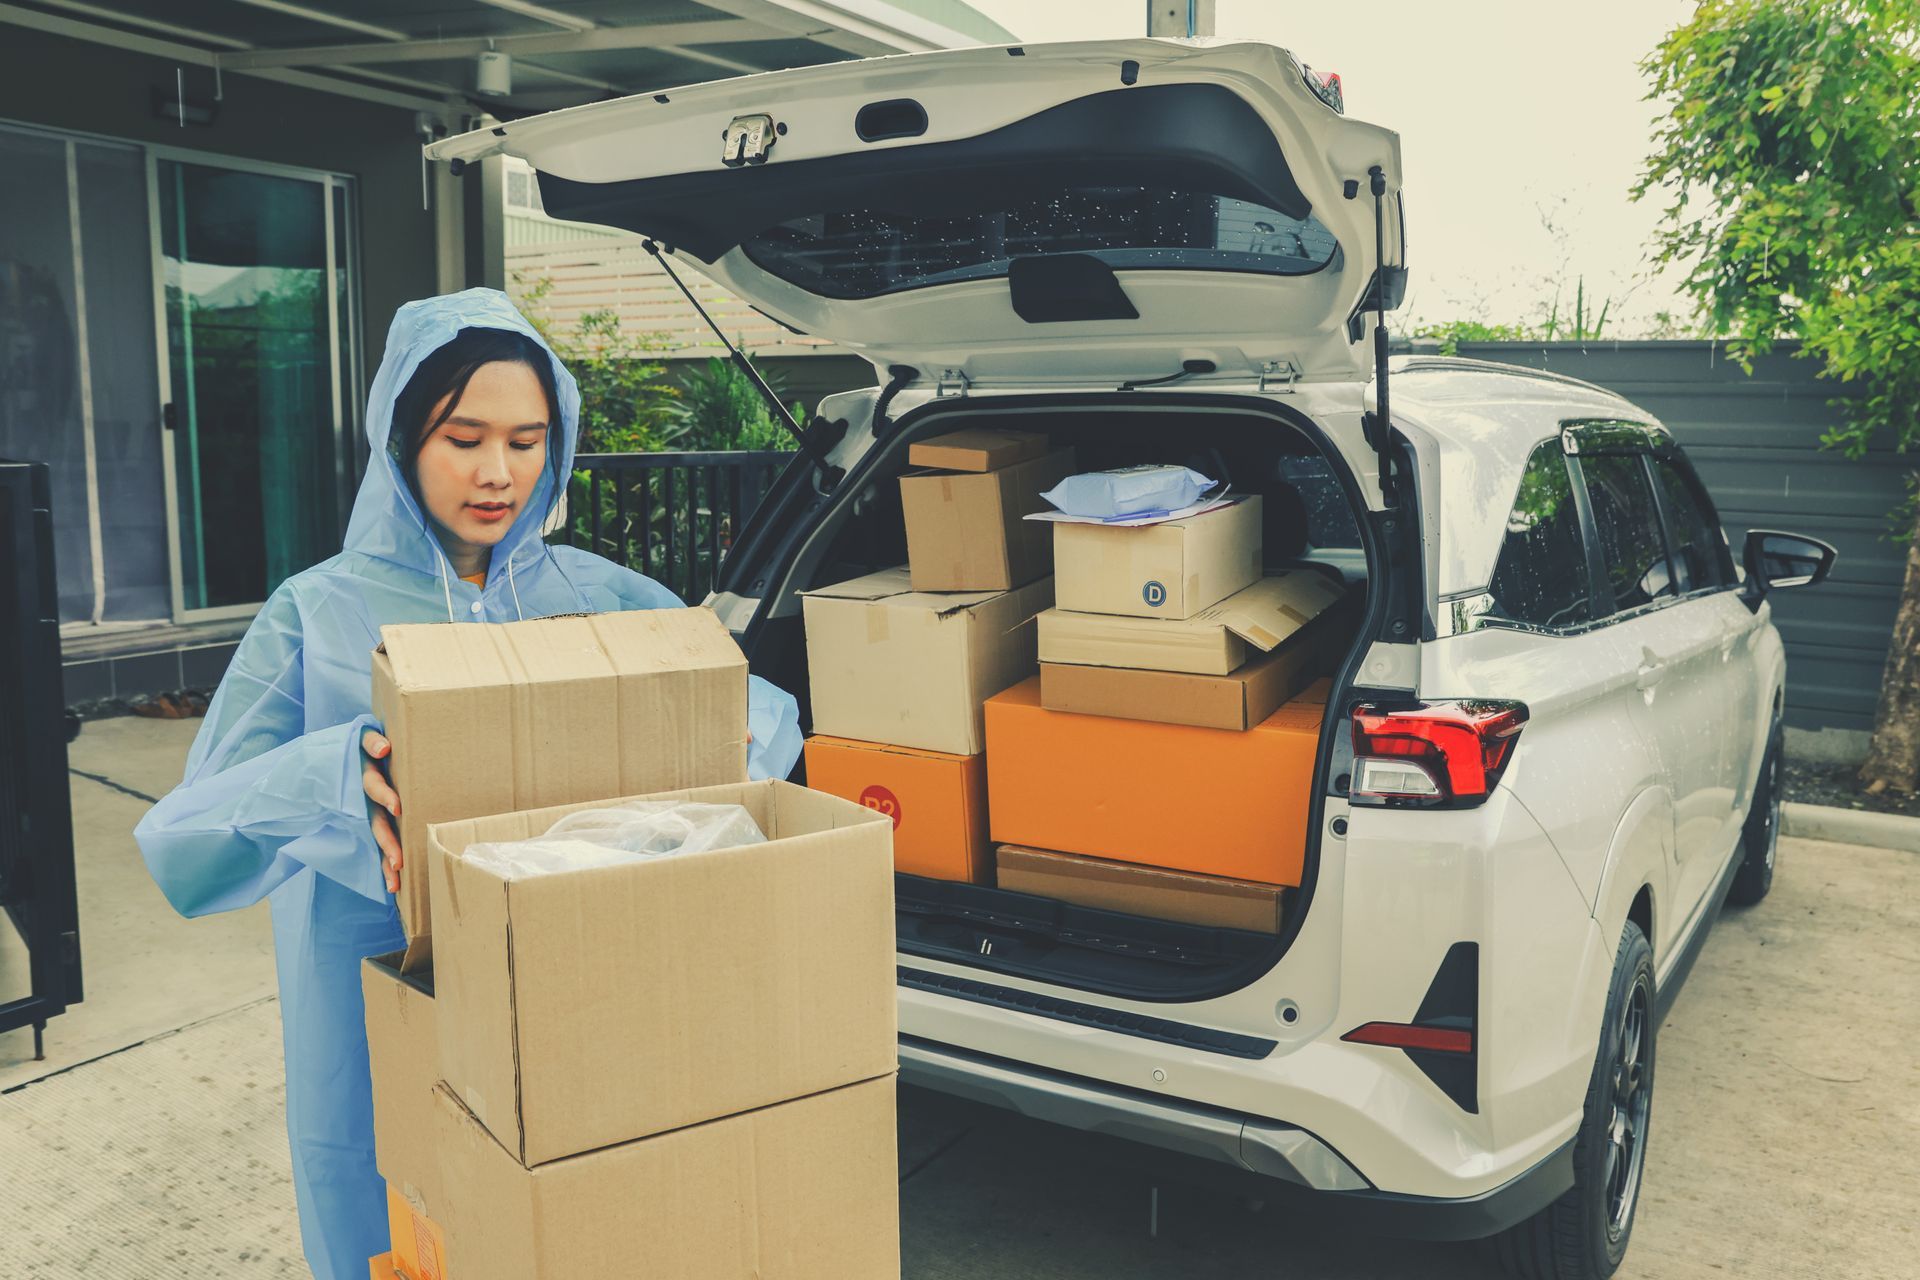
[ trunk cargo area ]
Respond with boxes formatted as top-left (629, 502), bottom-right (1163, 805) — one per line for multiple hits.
top-left (742, 396), bottom-right (1375, 1001)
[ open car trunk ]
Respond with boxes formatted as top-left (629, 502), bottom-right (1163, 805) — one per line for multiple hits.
top-left (725, 392), bottom-right (1379, 1004)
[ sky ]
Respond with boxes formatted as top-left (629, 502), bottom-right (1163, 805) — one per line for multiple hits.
top-left (959, 0), bottom-right (1701, 336)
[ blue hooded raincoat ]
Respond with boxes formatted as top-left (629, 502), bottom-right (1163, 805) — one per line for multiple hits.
top-left (134, 289), bottom-right (803, 1280)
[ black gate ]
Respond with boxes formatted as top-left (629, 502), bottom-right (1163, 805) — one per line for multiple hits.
top-left (561, 450), bottom-right (794, 603)
top-left (0, 460), bottom-right (83, 1060)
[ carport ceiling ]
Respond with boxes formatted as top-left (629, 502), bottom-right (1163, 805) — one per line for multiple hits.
top-left (4, 0), bottom-right (1018, 113)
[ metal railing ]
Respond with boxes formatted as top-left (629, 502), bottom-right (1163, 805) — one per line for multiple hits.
top-left (561, 450), bottom-right (795, 603)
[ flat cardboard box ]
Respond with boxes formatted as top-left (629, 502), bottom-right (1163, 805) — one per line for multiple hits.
top-left (804, 736), bottom-right (990, 883)
top-left (1038, 571), bottom-right (1350, 676)
top-left (428, 779), bottom-right (897, 1167)
top-left (986, 677), bottom-right (1323, 886)
top-left (908, 427), bottom-right (1051, 472)
top-left (431, 1076), bottom-right (900, 1280)
top-left (996, 845), bottom-right (1287, 933)
top-left (385, 1183), bottom-right (448, 1280)
top-left (372, 608), bottom-right (748, 971)
top-left (802, 569), bottom-right (1052, 755)
top-left (1038, 606), bottom-right (1340, 730)
top-left (362, 952), bottom-right (443, 1212)
top-left (1052, 495), bottom-right (1263, 619)
top-left (902, 447), bottom-right (1075, 592)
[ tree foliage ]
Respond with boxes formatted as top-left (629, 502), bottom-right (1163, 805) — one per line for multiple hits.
top-left (513, 273), bottom-right (683, 453)
top-left (1635, 0), bottom-right (1920, 478)
top-left (667, 354), bottom-right (802, 453)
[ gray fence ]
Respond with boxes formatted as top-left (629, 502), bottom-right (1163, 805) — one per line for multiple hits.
top-left (1450, 341), bottom-right (1903, 759)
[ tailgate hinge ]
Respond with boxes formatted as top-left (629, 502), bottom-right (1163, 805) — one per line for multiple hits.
top-left (936, 368), bottom-right (971, 399)
top-left (1259, 360), bottom-right (1299, 394)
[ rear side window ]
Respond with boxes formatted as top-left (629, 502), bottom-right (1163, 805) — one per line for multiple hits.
top-left (1650, 455), bottom-right (1729, 592)
top-left (1486, 441), bottom-right (1593, 629)
top-left (1581, 455), bottom-right (1675, 613)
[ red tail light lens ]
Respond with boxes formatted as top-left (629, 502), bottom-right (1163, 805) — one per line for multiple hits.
top-left (1349, 700), bottom-right (1528, 807)
top-left (1341, 1021), bottom-right (1474, 1055)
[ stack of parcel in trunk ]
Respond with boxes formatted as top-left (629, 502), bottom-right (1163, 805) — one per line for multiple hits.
top-left (800, 428), bottom-right (1071, 885)
top-left (359, 609), bottom-right (901, 1280)
top-left (987, 482), bottom-right (1352, 931)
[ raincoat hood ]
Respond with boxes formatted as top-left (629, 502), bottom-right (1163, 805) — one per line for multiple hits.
top-left (343, 288), bottom-right (581, 585)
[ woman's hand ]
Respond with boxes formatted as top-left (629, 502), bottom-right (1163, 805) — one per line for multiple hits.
top-left (361, 730), bottom-right (403, 894)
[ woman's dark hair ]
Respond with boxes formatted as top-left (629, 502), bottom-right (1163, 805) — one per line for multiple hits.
top-left (390, 327), bottom-right (563, 501)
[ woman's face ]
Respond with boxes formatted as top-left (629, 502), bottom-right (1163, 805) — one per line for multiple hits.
top-left (414, 360), bottom-right (551, 553)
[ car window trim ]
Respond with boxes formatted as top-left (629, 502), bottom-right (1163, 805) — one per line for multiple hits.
top-left (1649, 447), bottom-right (1737, 591)
top-left (1639, 452), bottom-right (1692, 596)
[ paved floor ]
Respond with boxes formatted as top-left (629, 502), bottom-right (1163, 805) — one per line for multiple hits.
top-left (2, 718), bottom-right (1915, 1278)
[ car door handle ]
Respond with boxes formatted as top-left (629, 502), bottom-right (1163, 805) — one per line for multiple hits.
top-left (1636, 648), bottom-right (1667, 690)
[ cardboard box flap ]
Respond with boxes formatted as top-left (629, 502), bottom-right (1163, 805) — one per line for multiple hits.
top-left (801, 566), bottom-right (1005, 614)
top-left (908, 427), bottom-right (1050, 472)
top-left (379, 610), bottom-right (740, 689)
top-left (1192, 572), bottom-right (1347, 652)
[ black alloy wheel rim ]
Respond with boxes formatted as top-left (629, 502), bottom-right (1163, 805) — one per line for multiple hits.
top-left (1605, 975), bottom-right (1652, 1241)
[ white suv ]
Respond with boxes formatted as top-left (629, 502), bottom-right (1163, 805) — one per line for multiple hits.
top-left (435, 38), bottom-right (1837, 1279)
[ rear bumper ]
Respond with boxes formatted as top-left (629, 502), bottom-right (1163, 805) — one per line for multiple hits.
top-left (900, 1035), bottom-right (1574, 1242)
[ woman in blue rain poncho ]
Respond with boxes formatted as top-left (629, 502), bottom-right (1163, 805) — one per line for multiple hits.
top-left (134, 289), bottom-right (802, 1280)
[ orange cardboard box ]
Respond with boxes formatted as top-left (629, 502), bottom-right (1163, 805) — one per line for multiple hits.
top-left (985, 677), bottom-right (1323, 886)
top-left (386, 1183), bottom-right (449, 1280)
top-left (805, 735), bottom-right (991, 883)
top-left (370, 1254), bottom-right (403, 1280)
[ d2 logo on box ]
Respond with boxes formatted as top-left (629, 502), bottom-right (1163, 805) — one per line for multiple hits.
top-left (859, 784), bottom-right (903, 829)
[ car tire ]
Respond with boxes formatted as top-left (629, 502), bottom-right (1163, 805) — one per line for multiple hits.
top-left (1493, 921), bottom-right (1655, 1280)
top-left (1726, 721), bottom-right (1783, 907)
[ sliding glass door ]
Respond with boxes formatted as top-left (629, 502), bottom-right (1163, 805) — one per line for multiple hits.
top-left (154, 154), bottom-right (357, 618)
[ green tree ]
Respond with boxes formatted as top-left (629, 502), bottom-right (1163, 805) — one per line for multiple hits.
top-left (512, 273), bottom-right (682, 452)
top-left (1636, 0), bottom-right (1920, 792)
top-left (668, 353), bottom-right (803, 452)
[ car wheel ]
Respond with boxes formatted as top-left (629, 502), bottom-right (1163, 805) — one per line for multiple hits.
top-left (1726, 722), bottom-right (1783, 907)
top-left (1494, 921), bottom-right (1655, 1280)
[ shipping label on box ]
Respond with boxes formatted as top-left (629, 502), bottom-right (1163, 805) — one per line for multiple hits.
top-left (427, 779), bottom-right (897, 1168)
top-left (1052, 494), bottom-right (1263, 619)
top-left (804, 736), bottom-right (990, 883)
top-left (1038, 571), bottom-right (1349, 676)
top-left (902, 447), bottom-right (1075, 592)
top-left (371, 608), bottom-right (748, 972)
top-left (431, 1076), bottom-right (900, 1280)
top-left (986, 677), bottom-right (1324, 886)
top-left (385, 1183), bottom-right (448, 1280)
top-left (996, 845), bottom-right (1287, 933)
top-left (802, 569), bottom-right (1052, 755)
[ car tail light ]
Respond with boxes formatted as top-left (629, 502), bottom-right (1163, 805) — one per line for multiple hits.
top-left (1301, 66), bottom-right (1345, 113)
top-left (1340, 1021), bottom-right (1474, 1055)
top-left (1349, 700), bottom-right (1528, 807)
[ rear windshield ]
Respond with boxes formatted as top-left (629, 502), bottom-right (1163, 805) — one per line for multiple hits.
top-left (739, 185), bottom-right (1341, 300)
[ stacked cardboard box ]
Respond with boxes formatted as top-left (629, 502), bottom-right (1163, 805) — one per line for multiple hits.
top-left (364, 612), bottom-right (901, 1279)
top-left (990, 497), bottom-right (1353, 911)
top-left (801, 429), bottom-right (1068, 885)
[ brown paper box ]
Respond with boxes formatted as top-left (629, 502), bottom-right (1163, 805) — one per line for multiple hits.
top-left (907, 427), bottom-right (1051, 472)
top-left (901, 447), bottom-right (1075, 592)
top-left (371, 608), bottom-right (748, 972)
top-left (1038, 627), bottom-right (1331, 731)
top-left (431, 1076), bottom-right (900, 1280)
top-left (361, 952), bottom-right (443, 1212)
top-left (801, 569), bottom-right (1052, 755)
top-left (996, 845), bottom-right (1287, 933)
top-left (1052, 495), bottom-right (1263, 619)
top-left (1037, 571), bottom-right (1349, 676)
top-left (427, 779), bottom-right (897, 1167)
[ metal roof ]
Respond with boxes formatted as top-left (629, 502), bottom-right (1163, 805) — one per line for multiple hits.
top-left (2, 0), bottom-right (1019, 115)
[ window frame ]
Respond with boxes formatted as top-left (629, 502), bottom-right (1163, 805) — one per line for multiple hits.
top-left (1477, 439), bottom-right (1602, 633)
top-left (1443, 418), bottom-right (1728, 639)
top-left (1645, 446), bottom-right (1737, 596)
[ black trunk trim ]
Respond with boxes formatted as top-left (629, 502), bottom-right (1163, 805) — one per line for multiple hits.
top-left (900, 967), bottom-right (1278, 1059)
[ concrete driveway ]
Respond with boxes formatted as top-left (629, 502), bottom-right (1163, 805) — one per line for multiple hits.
top-left (2, 717), bottom-right (1915, 1278)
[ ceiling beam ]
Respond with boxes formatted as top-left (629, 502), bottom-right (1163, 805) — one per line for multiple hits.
top-left (216, 18), bottom-right (776, 68)
top-left (0, 2), bottom-right (453, 112)
top-left (467, 0), bottom-right (594, 32)
top-left (221, 0), bottom-right (409, 43)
